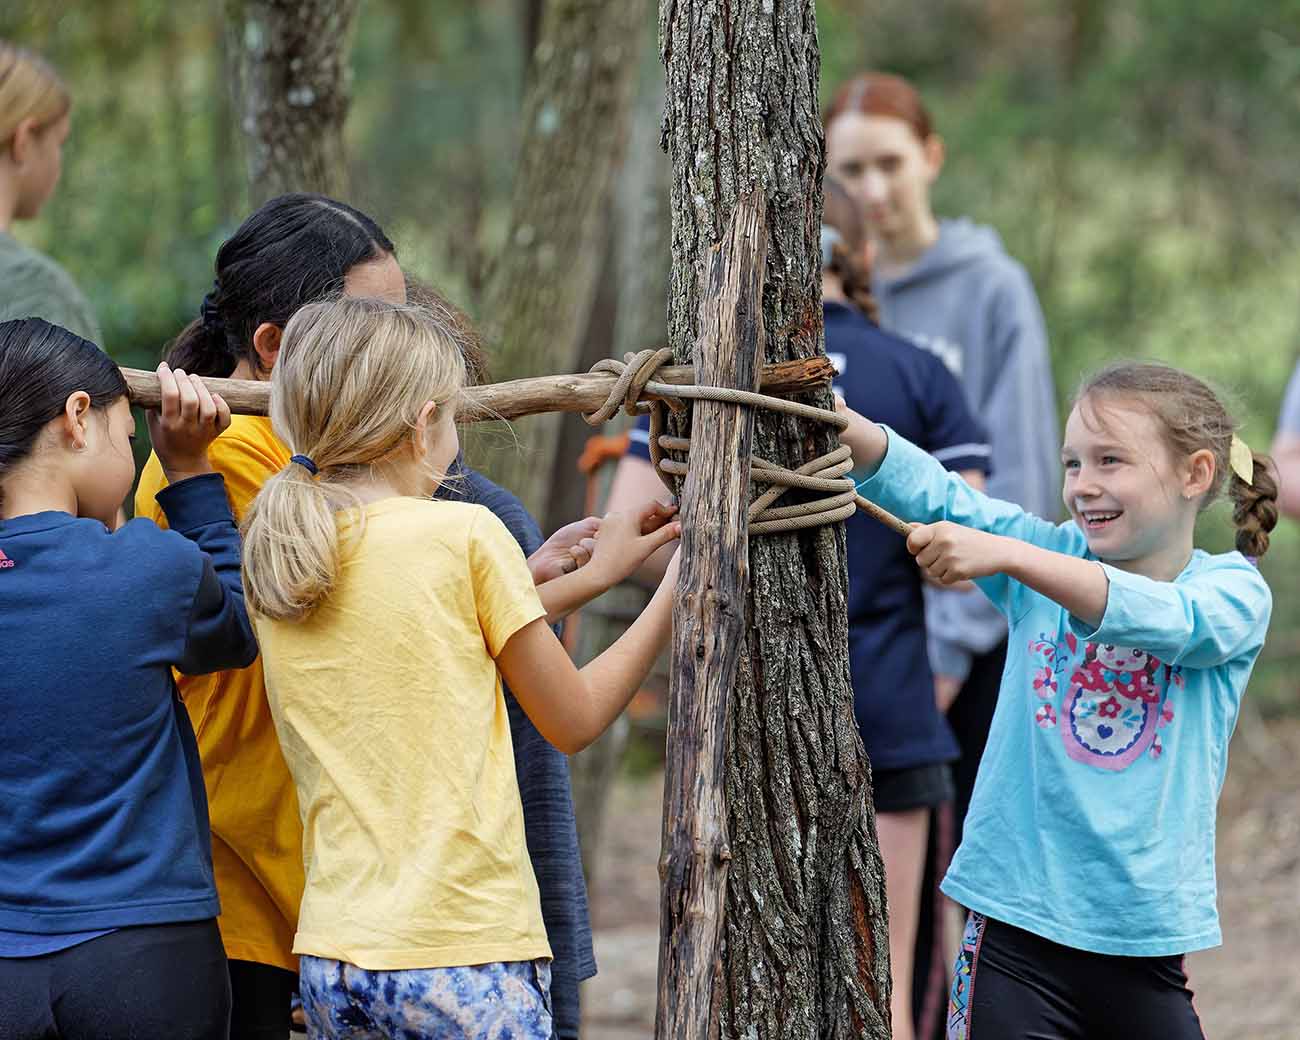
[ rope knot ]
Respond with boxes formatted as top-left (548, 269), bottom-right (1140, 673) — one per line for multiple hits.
top-left (579, 350), bottom-right (907, 536)
top-left (582, 348), bottom-right (684, 426)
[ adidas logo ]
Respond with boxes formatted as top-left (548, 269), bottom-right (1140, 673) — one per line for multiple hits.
top-left (0, 549), bottom-right (14, 570)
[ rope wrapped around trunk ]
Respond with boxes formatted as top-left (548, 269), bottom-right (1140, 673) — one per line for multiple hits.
top-left (581, 348), bottom-right (912, 537)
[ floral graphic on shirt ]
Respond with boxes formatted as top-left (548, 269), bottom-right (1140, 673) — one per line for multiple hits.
top-left (1027, 633), bottom-right (1181, 771)
top-left (1031, 665), bottom-right (1057, 698)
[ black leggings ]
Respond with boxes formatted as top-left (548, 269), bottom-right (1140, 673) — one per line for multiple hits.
top-left (0, 919), bottom-right (229, 1040)
top-left (228, 958), bottom-right (297, 1040)
top-left (948, 913), bottom-right (1204, 1040)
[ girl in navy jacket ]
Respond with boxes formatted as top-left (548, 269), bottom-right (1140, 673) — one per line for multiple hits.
top-left (0, 317), bottom-right (256, 1039)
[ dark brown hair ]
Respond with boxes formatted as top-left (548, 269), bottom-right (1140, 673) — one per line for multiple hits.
top-left (824, 72), bottom-right (935, 142)
top-left (0, 318), bottom-right (126, 502)
top-left (166, 194), bottom-right (396, 378)
top-left (1078, 362), bottom-right (1278, 557)
top-left (822, 177), bottom-right (878, 322)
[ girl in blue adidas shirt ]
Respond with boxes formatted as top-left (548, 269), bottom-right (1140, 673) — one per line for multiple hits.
top-left (0, 318), bottom-right (256, 1038)
top-left (840, 361), bottom-right (1276, 1039)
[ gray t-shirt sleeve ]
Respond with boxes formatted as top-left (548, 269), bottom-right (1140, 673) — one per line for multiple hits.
top-left (0, 238), bottom-right (102, 343)
top-left (1278, 363), bottom-right (1300, 435)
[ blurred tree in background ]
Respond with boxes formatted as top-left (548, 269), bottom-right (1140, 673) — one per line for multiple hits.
top-left (226, 0), bottom-right (362, 203)
top-left (4, 0), bottom-right (1300, 710)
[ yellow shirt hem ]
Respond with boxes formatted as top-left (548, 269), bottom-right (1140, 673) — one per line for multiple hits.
top-left (291, 934), bottom-right (553, 972)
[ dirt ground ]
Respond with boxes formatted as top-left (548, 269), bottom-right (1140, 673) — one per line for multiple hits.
top-left (581, 716), bottom-right (1300, 1039)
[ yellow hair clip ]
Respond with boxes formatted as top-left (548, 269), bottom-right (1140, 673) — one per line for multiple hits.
top-left (1229, 434), bottom-right (1255, 484)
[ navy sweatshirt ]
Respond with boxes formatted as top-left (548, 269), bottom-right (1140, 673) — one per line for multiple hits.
top-left (826, 301), bottom-right (990, 769)
top-left (0, 473), bottom-right (257, 934)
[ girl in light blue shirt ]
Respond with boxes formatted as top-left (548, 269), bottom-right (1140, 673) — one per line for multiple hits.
top-left (841, 361), bottom-right (1276, 1040)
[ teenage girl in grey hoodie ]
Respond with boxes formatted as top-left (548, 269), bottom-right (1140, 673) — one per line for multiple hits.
top-left (826, 71), bottom-right (1060, 1040)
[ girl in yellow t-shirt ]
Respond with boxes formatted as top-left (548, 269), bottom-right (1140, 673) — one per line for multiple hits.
top-left (241, 296), bottom-right (680, 1039)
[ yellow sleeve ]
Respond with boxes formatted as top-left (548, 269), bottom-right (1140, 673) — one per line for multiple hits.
top-left (205, 432), bottom-right (287, 520)
top-left (468, 509), bottom-right (547, 657)
top-left (134, 453), bottom-right (170, 526)
top-left (134, 422), bottom-right (287, 526)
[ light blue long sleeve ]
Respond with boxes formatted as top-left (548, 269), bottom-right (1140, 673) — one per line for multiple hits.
top-left (858, 427), bottom-right (1273, 956)
top-left (1076, 562), bottom-right (1270, 670)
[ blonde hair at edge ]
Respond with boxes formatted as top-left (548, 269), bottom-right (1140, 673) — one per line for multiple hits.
top-left (0, 42), bottom-right (70, 145)
top-left (241, 296), bottom-right (467, 623)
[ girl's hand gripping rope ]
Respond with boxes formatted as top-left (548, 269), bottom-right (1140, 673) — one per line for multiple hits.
top-left (531, 500), bottom-right (680, 623)
top-left (906, 522), bottom-right (1012, 586)
top-left (587, 500), bottom-right (681, 588)
top-left (146, 363), bottom-right (231, 486)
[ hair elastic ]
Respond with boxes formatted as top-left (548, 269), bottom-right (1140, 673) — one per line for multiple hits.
top-left (290, 454), bottom-right (319, 476)
top-left (199, 280), bottom-right (224, 336)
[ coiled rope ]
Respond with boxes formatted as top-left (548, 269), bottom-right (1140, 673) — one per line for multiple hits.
top-left (581, 348), bottom-right (911, 537)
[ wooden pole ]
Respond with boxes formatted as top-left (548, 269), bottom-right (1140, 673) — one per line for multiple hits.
top-left (119, 356), bottom-right (833, 421)
top-left (656, 191), bottom-right (766, 1039)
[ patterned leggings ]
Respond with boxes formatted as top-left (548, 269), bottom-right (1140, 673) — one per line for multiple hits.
top-left (947, 912), bottom-right (1205, 1040)
top-left (299, 956), bottom-right (553, 1039)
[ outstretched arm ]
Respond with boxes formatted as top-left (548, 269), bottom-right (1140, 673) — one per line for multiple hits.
top-left (838, 399), bottom-right (890, 474)
top-left (908, 522), bottom-right (1109, 630)
top-left (496, 552), bottom-right (679, 754)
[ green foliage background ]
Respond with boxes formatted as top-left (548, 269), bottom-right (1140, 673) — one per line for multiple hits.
top-left (5, 0), bottom-right (1300, 710)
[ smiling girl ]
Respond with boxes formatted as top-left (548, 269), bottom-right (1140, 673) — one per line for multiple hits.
top-left (840, 361), bottom-right (1277, 1039)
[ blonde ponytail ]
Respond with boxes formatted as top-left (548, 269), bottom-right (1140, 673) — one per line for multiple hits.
top-left (241, 296), bottom-right (468, 621)
top-left (241, 462), bottom-right (346, 621)
top-left (0, 42), bottom-right (70, 146)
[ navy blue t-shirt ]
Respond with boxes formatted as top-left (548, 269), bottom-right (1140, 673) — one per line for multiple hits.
top-left (0, 475), bottom-right (256, 938)
top-left (628, 302), bottom-right (990, 770)
top-left (437, 463), bottom-right (595, 1040)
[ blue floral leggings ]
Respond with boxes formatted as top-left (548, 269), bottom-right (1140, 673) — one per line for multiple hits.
top-left (299, 955), bottom-right (553, 1039)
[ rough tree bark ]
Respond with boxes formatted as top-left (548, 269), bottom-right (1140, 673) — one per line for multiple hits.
top-left (480, 0), bottom-right (647, 520)
top-left (225, 0), bottom-right (360, 204)
top-left (656, 3), bottom-right (891, 1038)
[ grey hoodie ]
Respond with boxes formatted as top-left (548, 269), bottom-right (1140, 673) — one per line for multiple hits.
top-left (873, 218), bottom-right (1060, 681)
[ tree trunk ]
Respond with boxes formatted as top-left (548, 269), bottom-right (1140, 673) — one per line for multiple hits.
top-left (656, 3), bottom-right (891, 1038)
top-left (225, 0), bottom-right (360, 204)
top-left (479, 0), bottom-right (648, 520)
